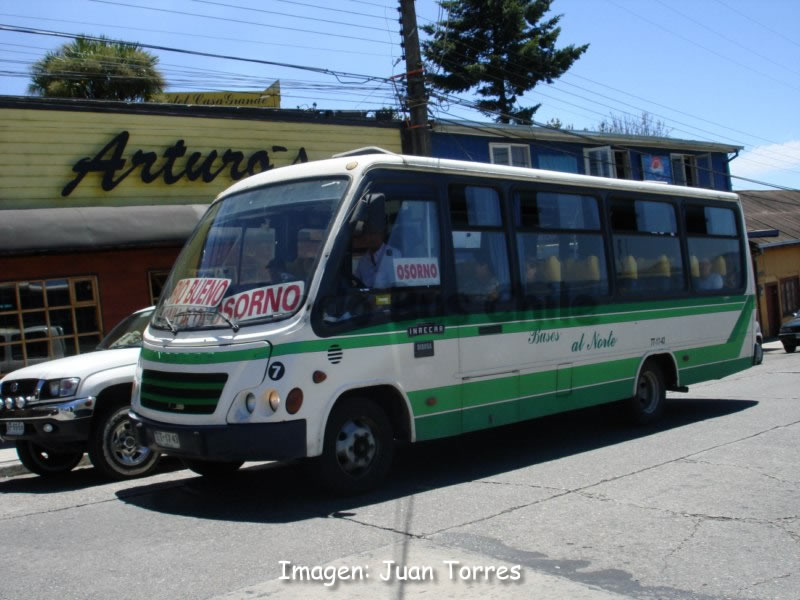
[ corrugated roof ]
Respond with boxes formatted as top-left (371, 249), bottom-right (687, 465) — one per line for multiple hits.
top-left (739, 190), bottom-right (800, 247)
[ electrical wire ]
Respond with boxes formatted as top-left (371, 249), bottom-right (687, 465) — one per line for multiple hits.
top-left (87, 0), bottom-right (397, 45)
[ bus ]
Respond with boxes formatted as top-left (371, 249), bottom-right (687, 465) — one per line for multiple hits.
top-left (130, 150), bottom-right (760, 493)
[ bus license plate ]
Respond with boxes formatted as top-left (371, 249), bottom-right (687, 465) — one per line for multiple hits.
top-left (154, 430), bottom-right (180, 449)
top-left (5, 421), bottom-right (24, 436)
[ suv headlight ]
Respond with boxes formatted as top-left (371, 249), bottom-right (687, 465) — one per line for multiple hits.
top-left (47, 377), bottom-right (81, 398)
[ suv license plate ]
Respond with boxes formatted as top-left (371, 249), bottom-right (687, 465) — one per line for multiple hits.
top-left (154, 430), bottom-right (180, 449)
top-left (5, 421), bottom-right (24, 436)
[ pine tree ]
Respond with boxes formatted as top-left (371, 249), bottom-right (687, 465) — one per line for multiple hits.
top-left (422, 0), bottom-right (588, 124)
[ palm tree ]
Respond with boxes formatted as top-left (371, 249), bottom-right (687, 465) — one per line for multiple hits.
top-left (28, 36), bottom-right (165, 101)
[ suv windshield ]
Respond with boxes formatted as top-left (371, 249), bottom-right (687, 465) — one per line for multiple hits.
top-left (98, 308), bottom-right (154, 350)
top-left (152, 177), bottom-right (348, 331)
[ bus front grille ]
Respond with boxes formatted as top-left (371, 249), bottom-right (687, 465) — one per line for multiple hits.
top-left (140, 369), bottom-right (228, 415)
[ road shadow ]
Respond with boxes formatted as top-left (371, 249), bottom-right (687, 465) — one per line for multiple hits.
top-left (113, 397), bottom-right (757, 523)
top-left (0, 456), bottom-right (185, 494)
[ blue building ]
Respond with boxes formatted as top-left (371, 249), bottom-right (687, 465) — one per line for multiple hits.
top-left (431, 120), bottom-right (741, 192)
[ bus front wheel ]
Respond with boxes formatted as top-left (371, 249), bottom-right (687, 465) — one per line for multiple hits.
top-left (628, 362), bottom-right (666, 425)
top-left (316, 398), bottom-right (394, 495)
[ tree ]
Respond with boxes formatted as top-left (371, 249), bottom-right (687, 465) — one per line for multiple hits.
top-left (29, 36), bottom-right (165, 101)
top-left (422, 0), bottom-right (588, 124)
top-left (596, 111), bottom-right (673, 137)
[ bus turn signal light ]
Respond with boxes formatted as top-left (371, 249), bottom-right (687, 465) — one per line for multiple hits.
top-left (286, 388), bottom-right (303, 414)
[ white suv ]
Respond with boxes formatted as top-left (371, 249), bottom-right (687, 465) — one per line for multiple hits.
top-left (0, 307), bottom-right (160, 479)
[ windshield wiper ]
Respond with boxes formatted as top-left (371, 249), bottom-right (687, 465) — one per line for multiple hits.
top-left (173, 309), bottom-right (240, 332)
top-left (162, 315), bottom-right (177, 335)
top-left (215, 308), bottom-right (240, 332)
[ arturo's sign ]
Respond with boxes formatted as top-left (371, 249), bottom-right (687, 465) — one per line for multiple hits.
top-left (62, 131), bottom-right (308, 196)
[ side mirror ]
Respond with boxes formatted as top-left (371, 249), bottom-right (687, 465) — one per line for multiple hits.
top-left (349, 193), bottom-right (386, 236)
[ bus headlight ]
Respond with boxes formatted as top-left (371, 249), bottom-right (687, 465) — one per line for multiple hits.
top-left (267, 390), bottom-right (280, 412)
top-left (245, 393), bottom-right (257, 413)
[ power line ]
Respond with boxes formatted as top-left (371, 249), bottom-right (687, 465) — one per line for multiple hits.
top-left (0, 12), bottom-right (390, 57)
top-left (188, 0), bottom-right (396, 33)
top-left (658, 0), bottom-right (800, 79)
top-left (87, 0), bottom-right (397, 46)
top-left (419, 5), bottom-right (800, 168)
top-left (0, 24), bottom-right (393, 83)
top-left (606, 0), bottom-right (800, 93)
top-left (711, 0), bottom-right (800, 51)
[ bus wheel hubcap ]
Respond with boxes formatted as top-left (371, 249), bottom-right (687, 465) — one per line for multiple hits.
top-left (336, 418), bottom-right (377, 474)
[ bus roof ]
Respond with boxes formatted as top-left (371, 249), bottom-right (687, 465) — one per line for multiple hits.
top-left (219, 152), bottom-right (740, 203)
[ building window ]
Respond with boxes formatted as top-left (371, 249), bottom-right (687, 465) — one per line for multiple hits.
top-left (148, 271), bottom-right (170, 305)
top-left (584, 147), bottom-right (632, 180)
top-left (780, 277), bottom-right (799, 315)
top-left (584, 146), bottom-right (631, 179)
top-left (0, 277), bottom-right (103, 375)
top-left (671, 153), bottom-right (712, 188)
top-left (490, 143), bottom-right (531, 168)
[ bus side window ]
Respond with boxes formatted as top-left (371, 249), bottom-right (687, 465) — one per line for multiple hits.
top-left (449, 185), bottom-right (512, 312)
top-left (611, 198), bottom-right (684, 296)
top-left (319, 187), bottom-right (442, 329)
top-left (685, 205), bottom-right (742, 292)
top-left (514, 191), bottom-right (608, 308)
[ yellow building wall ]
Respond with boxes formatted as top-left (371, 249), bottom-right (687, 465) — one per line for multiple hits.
top-left (754, 244), bottom-right (800, 331)
top-left (0, 107), bottom-right (402, 209)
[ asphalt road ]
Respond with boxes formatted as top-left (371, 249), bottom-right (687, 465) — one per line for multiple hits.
top-left (1, 344), bottom-right (797, 600)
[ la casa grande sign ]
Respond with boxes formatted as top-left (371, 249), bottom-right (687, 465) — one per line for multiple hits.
top-left (62, 130), bottom-right (308, 196)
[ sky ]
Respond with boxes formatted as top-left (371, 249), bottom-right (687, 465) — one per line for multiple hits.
top-left (1, 0), bottom-right (798, 191)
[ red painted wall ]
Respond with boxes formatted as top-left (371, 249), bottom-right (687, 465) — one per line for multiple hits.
top-left (2, 246), bottom-right (181, 333)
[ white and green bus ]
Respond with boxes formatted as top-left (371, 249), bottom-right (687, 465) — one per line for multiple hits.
top-left (131, 150), bottom-right (760, 492)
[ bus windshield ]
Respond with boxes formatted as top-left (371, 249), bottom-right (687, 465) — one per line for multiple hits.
top-left (152, 177), bottom-right (348, 331)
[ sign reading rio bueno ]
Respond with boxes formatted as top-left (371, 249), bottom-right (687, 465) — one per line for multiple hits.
top-left (61, 130), bottom-right (308, 196)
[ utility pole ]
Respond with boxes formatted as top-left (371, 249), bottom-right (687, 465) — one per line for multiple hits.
top-left (398, 0), bottom-right (432, 156)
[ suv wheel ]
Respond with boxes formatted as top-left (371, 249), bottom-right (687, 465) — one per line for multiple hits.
top-left (88, 404), bottom-right (160, 480)
top-left (16, 440), bottom-right (83, 476)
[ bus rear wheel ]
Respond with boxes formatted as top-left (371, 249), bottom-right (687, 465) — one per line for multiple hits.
top-left (316, 398), bottom-right (393, 495)
top-left (627, 361), bottom-right (666, 425)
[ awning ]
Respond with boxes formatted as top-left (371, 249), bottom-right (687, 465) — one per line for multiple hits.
top-left (0, 205), bottom-right (209, 255)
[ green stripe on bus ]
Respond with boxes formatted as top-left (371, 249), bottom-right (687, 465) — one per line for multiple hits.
top-left (141, 346), bottom-right (270, 364)
top-left (414, 378), bottom-right (636, 442)
top-left (673, 295), bottom-right (754, 372)
top-left (273, 299), bottom-right (747, 358)
top-left (141, 377), bottom-right (225, 391)
top-left (349, 295), bottom-right (746, 335)
top-left (142, 296), bottom-right (752, 366)
top-left (678, 357), bottom-right (752, 386)
top-left (139, 392), bottom-right (220, 406)
top-left (409, 356), bottom-right (640, 419)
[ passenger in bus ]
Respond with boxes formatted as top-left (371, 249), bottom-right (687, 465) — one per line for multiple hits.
top-left (696, 258), bottom-right (723, 290)
top-left (460, 254), bottom-right (500, 303)
top-left (286, 229), bottom-right (323, 280)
